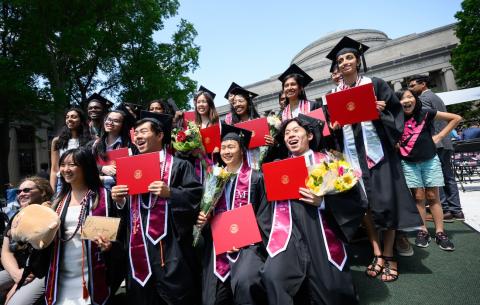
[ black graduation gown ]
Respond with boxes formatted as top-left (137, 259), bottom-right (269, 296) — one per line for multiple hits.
top-left (330, 77), bottom-right (422, 230)
top-left (121, 157), bottom-right (203, 305)
top-left (257, 185), bottom-right (366, 305)
top-left (201, 171), bottom-right (268, 305)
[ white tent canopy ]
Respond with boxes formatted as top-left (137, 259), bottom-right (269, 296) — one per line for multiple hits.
top-left (437, 86), bottom-right (480, 106)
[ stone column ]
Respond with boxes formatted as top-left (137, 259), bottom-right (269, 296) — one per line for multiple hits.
top-left (442, 67), bottom-right (458, 91)
top-left (34, 127), bottom-right (50, 173)
top-left (8, 127), bottom-right (20, 184)
top-left (391, 79), bottom-right (403, 91)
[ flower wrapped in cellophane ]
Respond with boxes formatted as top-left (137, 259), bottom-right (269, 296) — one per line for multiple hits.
top-left (171, 121), bottom-right (203, 152)
top-left (192, 165), bottom-right (235, 246)
top-left (255, 114), bottom-right (283, 169)
top-left (305, 153), bottom-right (361, 196)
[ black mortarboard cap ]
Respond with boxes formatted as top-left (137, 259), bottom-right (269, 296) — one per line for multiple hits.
top-left (220, 122), bottom-right (252, 150)
top-left (230, 86), bottom-right (259, 100)
top-left (298, 113), bottom-right (324, 151)
top-left (278, 64), bottom-right (314, 87)
top-left (85, 93), bottom-right (113, 109)
top-left (198, 85), bottom-right (216, 100)
top-left (224, 82), bottom-right (241, 99)
top-left (326, 36), bottom-right (370, 73)
top-left (139, 110), bottom-right (173, 144)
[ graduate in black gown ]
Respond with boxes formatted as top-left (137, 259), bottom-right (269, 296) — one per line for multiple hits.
top-left (197, 123), bottom-right (268, 305)
top-left (111, 117), bottom-right (203, 305)
top-left (258, 117), bottom-right (367, 305)
top-left (325, 36), bottom-right (422, 282)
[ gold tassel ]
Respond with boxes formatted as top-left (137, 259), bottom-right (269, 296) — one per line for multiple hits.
top-left (160, 240), bottom-right (165, 267)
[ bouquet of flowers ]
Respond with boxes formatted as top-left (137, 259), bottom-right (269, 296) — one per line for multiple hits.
top-left (171, 121), bottom-right (203, 152)
top-left (254, 114), bottom-right (283, 169)
top-left (192, 165), bottom-right (235, 246)
top-left (305, 152), bottom-right (361, 196)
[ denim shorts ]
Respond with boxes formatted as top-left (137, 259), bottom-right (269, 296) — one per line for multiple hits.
top-left (401, 155), bottom-right (445, 188)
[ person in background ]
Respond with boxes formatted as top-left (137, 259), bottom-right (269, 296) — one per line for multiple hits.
top-left (223, 82), bottom-right (241, 125)
top-left (50, 108), bottom-right (91, 192)
top-left (194, 86), bottom-right (219, 129)
top-left (330, 63), bottom-right (342, 86)
top-left (148, 99), bottom-right (167, 114)
top-left (0, 176), bottom-right (53, 305)
top-left (85, 93), bottom-right (112, 139)
top-left (36, 163), bottom-right (50, 180)
top-left (396, 89), bottom-right (461, 251)
top-left (408, 75), bottom-right (464, 221)
top-left (461, 121), bottom-right (480, 140)
top-left (92, 110), bottom-right (133, 189)
top-left (278, 64), bottom-right (322, 122)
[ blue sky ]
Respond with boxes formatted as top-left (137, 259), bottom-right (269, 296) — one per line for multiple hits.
top-left (154, 0), bottom-right (463, 106)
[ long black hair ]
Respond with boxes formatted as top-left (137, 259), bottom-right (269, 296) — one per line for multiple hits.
top-left (55, 147), bottom-right (102, 208)
top-left (395, 89), bottom-right (423, 123)
top-left (281, 74), bottom-right (308, 104)
top-left (93, 110), bottom-right (132, 161)
top-left (194, 91), bottom-right (219, 126)
top-left (230, 93), bottom-right (260, 124)
top-left (54, 108), bottom-right (91, 151)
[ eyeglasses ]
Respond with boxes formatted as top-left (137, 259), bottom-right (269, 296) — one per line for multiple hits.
top-left (16, 187), bottom-right (37, 194)
top-left (105, 118), bottom-right (123, 125)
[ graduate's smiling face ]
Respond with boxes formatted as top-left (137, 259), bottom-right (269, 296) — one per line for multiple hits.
top-left (60, 154), bottom-right (84, 186)
top-left (149, 102), bottom-right (164, 113)
top-left (220, 139), bottom-right (243, 169)
top-left (87, 101), bottom-right (105, 120)
top-left (400, 90), bottom-right (416, 115)
top-left (104, 112), bottom-right (123, 134)
top-left (337, 52), bottom-right (359, 76)
top-left (233, 95), bottom-right (248, 116)
top-left (195, 94), bottom-right (210, 116)
top-left (65, 111), bottom-right (81, 130)
top-left (284, 121), bottom-right (313, 156)
top-left (134, 121), bottom-right (163, 153)
top-left (283, 77), bottom-right (300, 100)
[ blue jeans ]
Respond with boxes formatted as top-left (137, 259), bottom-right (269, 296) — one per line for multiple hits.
top-left (437, 148), bottom-right (462, 213)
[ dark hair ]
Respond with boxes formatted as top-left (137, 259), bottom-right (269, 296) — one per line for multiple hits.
top-left (148, 99), bottom-right (175, 116)
top-left (134, 118), bottom-right (163, 135)
top-left (230, 93), bottom-right (260, 124)
top-left (93, 110), bottom-right (132, 161)
top-left (55, 148), bottom-right (102, 207)
top-left (194, 91), bottom-right (219, 126)
top-left (281, 74), bottom-right (308, 104)
top-left (336, 51), bottom-right (362, 72)
top-left (54, 108), bottom-right (91, 151)
top-left (395, 89), bottom-right (423, 123)
top-left (87, 99), bottom-right (108, 116)
top-left (279, 118), bottom-right (316, 149)
top-left (408, 74), bottom-right (429, 86)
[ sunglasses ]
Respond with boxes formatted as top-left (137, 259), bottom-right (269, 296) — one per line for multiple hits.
top-left (16, 187), bottom-right (37, 194)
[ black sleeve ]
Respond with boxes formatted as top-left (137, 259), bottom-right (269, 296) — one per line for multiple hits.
top-left (372, 77), bottom-right (404, 147)
top-left (169, 158), bottom-right (203, 213)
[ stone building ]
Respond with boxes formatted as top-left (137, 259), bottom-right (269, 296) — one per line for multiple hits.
top-left (217, 23), bottom-right (459, 116)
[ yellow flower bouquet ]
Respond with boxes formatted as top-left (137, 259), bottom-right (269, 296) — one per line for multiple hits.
top-left (305, 153), bottom-right (361, 196)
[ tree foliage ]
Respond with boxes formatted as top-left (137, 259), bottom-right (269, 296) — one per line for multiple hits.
top-left (451, 0), bottom-right (480, 88)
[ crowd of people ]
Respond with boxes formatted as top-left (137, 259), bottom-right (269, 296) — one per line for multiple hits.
top-left (0, 36), bottom-right (466, 305)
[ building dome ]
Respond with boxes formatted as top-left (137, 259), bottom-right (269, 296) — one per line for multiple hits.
top-left (291, 29), bottom-right (390, 68)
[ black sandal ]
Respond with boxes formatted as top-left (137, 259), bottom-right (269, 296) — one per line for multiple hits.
top-left (365, 255), bottom-right (384, 278)
top-left (381, 256), bottom-right (398, 282)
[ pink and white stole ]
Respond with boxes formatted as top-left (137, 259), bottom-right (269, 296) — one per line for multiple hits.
top-left (265, 152), bottom-right (347, 271)
top-left (212, 162), bottom-right (252, 282)
top-left (281, 100), bottom-right (311, 122)
top-left (128, 150), bottom-right (173, 286)
top-left (45, 188), bottom-right (111, 305)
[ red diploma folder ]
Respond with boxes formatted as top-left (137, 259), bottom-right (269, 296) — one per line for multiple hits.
top-left (262, 156), bottom-right (309, 201)
top-left (325, 83), bottom-right (378, 125)
top-left (211, 204), bottom-right (262, 255)
top-left (234, 118), bottom-right (269, 148)
top-left (306, 108), bottom-right (331, 136)
top-left (200, 124), bottom-right (221, 153)
top-left (182, 111), bottom-right (196, 129)
top-left (97, 148), bottom-right (130, 166)
top-left (116, 152), bottom-right (161, 195)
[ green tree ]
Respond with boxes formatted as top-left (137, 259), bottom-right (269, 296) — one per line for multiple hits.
top-left (451, 0), bottom-right (480, 88)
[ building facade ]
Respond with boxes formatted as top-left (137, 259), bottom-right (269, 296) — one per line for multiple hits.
top-left (217, 23), bottom-right (459, 116)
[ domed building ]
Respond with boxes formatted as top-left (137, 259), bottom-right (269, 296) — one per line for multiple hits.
top-left (218, 23), bottom-right (459, 116)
